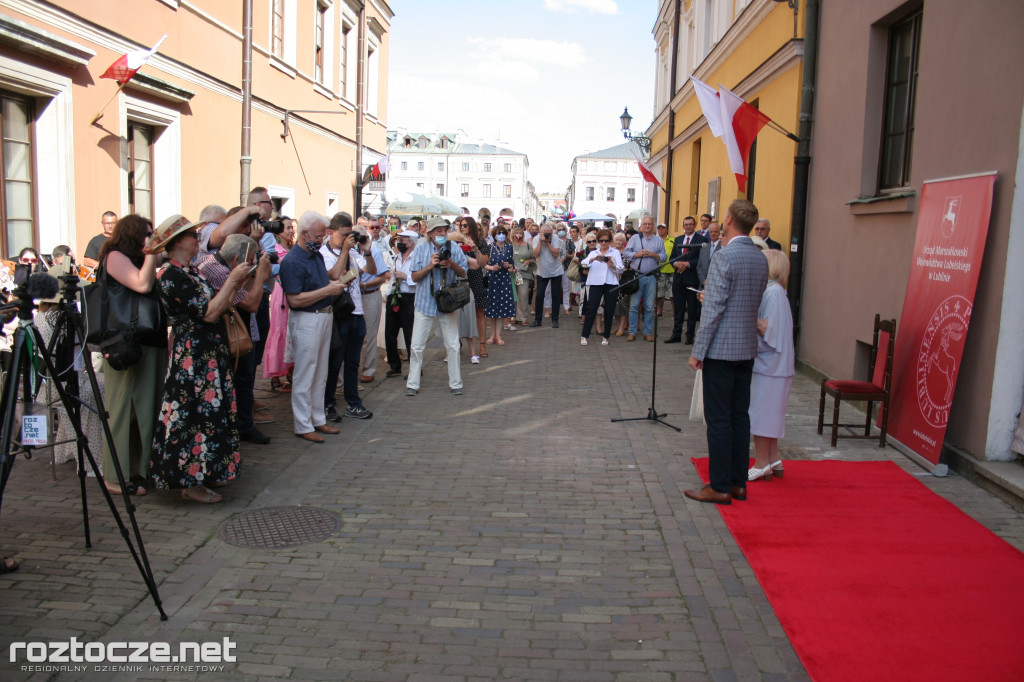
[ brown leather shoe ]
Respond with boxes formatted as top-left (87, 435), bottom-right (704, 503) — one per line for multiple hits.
top-left (730, 486), bottom-right (747, 501)
top-left (360, 375), bottom-right (374, 383)
top-left (295, 432), bottom-right (325, 443)
top-left (315, 424), bottom-right (340, 434)
top-left (683, 485), bottom-right (731, 505)
top-left (644, 335), bottom-right (654, 342)
top-left (626, 334), bottom-right (636, 342)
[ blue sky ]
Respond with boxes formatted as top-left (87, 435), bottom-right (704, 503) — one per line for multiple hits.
top-left (387, 0), bottom-right (657, 193)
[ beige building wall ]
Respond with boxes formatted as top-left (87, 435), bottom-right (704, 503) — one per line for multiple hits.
top-left (0, 0), bottom-right (391, 257)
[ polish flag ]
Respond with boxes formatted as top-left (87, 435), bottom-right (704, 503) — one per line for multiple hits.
top-left (630, 144), bottom-right (661, 187)
top-left (101, 35), bottom-right (167, 84)
top-left (370, 154), bottom-right (390, 179)
top-left (690, 76), bottom-right (772, 193)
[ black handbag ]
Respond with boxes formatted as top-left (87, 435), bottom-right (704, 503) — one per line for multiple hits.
top-left (333, 290), bottom-right (355, 316)
top-left (84, 260), bottom-right (165, 351)
top-left (619, 267), bottom-right (641, 296)
top-left (432, 269), bottom-right (471, 313)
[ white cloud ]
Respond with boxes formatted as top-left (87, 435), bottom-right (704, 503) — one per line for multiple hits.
top-left (544, 0), bottom-right (618, 14)
top-left (468, 38), bottom-right (587, 69)
top-left (475, 59), bottom-right (540, 84)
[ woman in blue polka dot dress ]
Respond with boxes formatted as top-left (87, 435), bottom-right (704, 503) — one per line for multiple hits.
top-left (484, 224), bottom-right (516, 345)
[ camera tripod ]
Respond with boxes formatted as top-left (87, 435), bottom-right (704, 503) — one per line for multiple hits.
top-left (0, 273), bottom-right (167, 619)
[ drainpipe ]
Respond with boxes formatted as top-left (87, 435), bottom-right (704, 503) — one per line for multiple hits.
top-left (662, 0), bottom-right (681, 228)
top-left (355, 2), bottom-right (366, 216)
top-left (788, 0), bottom-right (818, 345)
top-left (240, 0), bottom-right (253, 204)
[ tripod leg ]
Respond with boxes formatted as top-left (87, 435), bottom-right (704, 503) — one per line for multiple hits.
top-left (0, 327), bottom-right (29, 506)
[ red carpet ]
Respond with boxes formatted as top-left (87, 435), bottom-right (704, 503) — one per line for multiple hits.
top-left (691, 458), bottom-right (1024, 682)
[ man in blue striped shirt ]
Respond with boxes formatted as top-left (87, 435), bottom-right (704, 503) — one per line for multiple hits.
top-left (405, 217), bottom-right (469, 396)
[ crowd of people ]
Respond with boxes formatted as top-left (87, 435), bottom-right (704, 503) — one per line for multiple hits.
top-left (0, 193), bottom-right (792, 519)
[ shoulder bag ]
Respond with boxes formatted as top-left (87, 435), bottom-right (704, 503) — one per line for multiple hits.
top-left (619, 266), bottom-right (641, 295)
top-left (566, 258), bottom-right (583, 282)
top-left (221, 305), bottom-right (253, 362)
top-left (432, 268), bottom-right (471, 313)
top-left (84, 260), bottom-right (164, 370)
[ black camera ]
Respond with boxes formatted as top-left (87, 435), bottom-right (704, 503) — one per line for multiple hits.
top-left (437, 244), bottom-right (452, 262)
top-left (253, 218), bottom-right (286, 234)
top-left (353, 233), bottom-right (368, 245)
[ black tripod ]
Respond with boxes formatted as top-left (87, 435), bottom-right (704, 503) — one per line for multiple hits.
top-left (610, 245), bottom-right (706, 432)
top-left (0, 273), bottom-right (167, 620)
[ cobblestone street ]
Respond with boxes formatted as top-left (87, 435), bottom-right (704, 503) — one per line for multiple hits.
top-left (1, 317), bottom-right (1021, 681)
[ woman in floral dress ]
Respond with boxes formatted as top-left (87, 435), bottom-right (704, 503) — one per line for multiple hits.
top-left (147, 215), bottom-right (251, 504)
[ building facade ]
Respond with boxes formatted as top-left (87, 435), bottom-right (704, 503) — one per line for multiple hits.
top-left (568, 143), bottom-right (647, 226)
top-left (383, 131), bottom-right (538, 219)
top-left (0, 0), bottom-right (391, 259)
top-left (646, 0), bottom-right (802, 239)
top-left (800, 0), bottom-right (1024, 463)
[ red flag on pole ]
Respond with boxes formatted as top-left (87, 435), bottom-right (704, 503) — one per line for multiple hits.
top-left (101, 35), bottom-right (167, 84)
top-left (629, 144), bottom-right (661, 187)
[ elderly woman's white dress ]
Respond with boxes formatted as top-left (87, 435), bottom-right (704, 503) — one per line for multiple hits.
top-left (749, 281), bottom-right (795, 439)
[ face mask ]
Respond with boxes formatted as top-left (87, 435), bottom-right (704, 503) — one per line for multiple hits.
top-left (495, 234), bottom-right (507, 243)
top-left (557, 230), bottom-right (566, 237)
top-left (434, 235), bottom-right (447, 246)
top-left (396, 242), bottom-right (408, 253)
top-left (305, 239), bottom-right (320, 252)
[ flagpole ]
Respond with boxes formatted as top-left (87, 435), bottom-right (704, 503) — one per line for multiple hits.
top-left (89, 80), bottom-right (131, 125)
top-left (766, 119), bottom-right (800, 142)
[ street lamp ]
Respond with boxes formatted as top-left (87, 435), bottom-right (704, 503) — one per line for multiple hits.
top-left (620, 106), bottom-right (651, 155)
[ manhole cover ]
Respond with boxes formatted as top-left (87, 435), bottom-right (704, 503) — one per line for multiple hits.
top-left (218, 506), bottom-right (341, 549)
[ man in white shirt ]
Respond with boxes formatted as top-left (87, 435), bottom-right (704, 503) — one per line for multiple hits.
top-left (321, 212), bottom-right (376, 422)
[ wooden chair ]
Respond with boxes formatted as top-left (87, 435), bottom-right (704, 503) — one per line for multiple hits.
top-left (817, 314), bottom-right (897, 448)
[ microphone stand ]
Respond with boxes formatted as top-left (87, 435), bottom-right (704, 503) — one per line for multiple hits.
top-left (609, 243), bottom-right (706, 432)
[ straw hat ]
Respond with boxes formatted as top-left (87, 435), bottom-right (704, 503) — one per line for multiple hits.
top-left (147, 215), bottom-right (206, 254)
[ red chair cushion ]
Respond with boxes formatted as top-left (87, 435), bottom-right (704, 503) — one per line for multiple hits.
top-left (824, 380), bottom-right (885, 394)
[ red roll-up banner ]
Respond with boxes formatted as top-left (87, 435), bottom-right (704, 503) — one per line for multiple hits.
top-left (887, 172), bottom-right (996, 463)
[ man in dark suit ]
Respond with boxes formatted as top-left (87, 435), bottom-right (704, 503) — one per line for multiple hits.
top-left (665, 216), bottom-right (707, 344)
top-left (755, 218), bottom-right (782, 251)
top-left (696, 221), bottom-right (722, 288)
top-left (685, 199), bottom-right (769, 505)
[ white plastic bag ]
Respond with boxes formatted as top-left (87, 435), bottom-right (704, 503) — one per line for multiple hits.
top-left (689, 368), bottom-right (705, 423)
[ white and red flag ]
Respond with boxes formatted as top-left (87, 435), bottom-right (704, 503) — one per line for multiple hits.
top-left (689, 76), bottom-right (773, 192)
top-left (101, 35), bottom-right (167, 84)
top-left (630, 144), bottom-right (661, 187)
top-left (370, 154), bottom-right (390, 179)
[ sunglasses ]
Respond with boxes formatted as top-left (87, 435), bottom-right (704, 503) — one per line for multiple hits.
top-left (20, 257), bottom-right (38, 263)
top-left (598, 239), bottom-right (610, 243)
top-left (586, 240), bottom-right (596, 244)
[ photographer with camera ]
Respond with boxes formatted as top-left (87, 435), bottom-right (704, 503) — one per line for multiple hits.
top-left (579, 228), bottom-right (624, 346)
top-left (529, 222), bottom-right (565, 329)
top-left (321, 213), bottom-right (376, 422)
top-left (197, 234), bottom-right (272, 445)
top-left (358, 221), bottom-right (392, 384)
top-left (405, 217), bottom-right (468, 397)
top-left (279, 211), bottom-right (350, 443)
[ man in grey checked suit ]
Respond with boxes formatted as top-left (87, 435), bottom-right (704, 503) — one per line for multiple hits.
top-left (686, 200), bottom-right (768, 505)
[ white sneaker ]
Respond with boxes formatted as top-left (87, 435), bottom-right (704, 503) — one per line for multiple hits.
top-left (580, 337), bottom-right (588, 346)
top-left (504, 324), bottom-right (518, 331)
top-left (471, 356), bottom-right (480, 364)
top-left (601, 338), bottom-right (609, 346)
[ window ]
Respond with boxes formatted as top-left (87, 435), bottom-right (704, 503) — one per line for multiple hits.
top-left (460, 184), bottom-right (469, 197)
top-left (314, 2), bottom-right (326, 84)
top-left (339, 23), bottom-right (350, 97)
top-left (271, 0), bottom-right (285, 59)
top-left (437, 162), bottom-right (444, 171)
top-left (127, 122), bottom-right (154, 219)
top-left (627, 188), bottom-right (636, 202)
top-left (483, 184), bottom-right (491, 198)
top-left (1, 93), bottom-right (35, 254)
top-left (483, 162), bottom-right (491, 172)
top-left (417, 161), bottom-right (424, 171)
top-left (462, 162), bottom-right (469, 171)
top-left (416, 182), bottom-right (423, 188)
top-left (503, 163), bottom-right (511, 172)
top-left (436, 183), bottom-right (445, 196)
top-left (606, 187), bottom-right (615, 202)
top-left (879, 10), bottom-right (922, 190)
top-left (502, 185), bottom-right (511, 198)
top-left (401, 161), bottom-right (407, 171)
top-left (586, 187), bottom-right (595, 201)
top-left (417, 137), bottom-right (428, 149)
top-left (366, 43), bottom-right (379, 117)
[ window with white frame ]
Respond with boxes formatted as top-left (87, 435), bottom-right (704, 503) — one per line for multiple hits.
top-left (437, 162), bottom-right (444, 171)
top-left (586, 187), bottom-right (595, 201)
top-left (627, 188), bottom-right (636, 202)
top-left (0, 92), bottom-right (35, 254)
top-left (127, 123), bottom-right (154, 219)
top-left (400, 161), bottom-right (407, 171)
top-left (339, 22), bottom-right (351, 98)
top-left (314, 2), bottom-right (326, 84)
top-left (462, 162), bottom-right (469, 171)
top-left (270, 0), bottom-right (297, 67)
top-left (502, 185), bottom-right (511, 198)
top-left (272, 0), bottom-right (285, 58)
top-left (417, 161), bottom-right (424, 171)
top-left (460, 183), bottom-right (469, 197)
top-left (366, 41), bottom-right (379, 117)
top-left (503, 163), bottom-right (511, 172)
top-left (606, 187), bottom-right (615, 202)
top-left (483, 162), bottom-right (491, 172)
top-left (483, 184), bottom-right (491, 198)
top-left (436, 183), bottom-right (445, 196)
